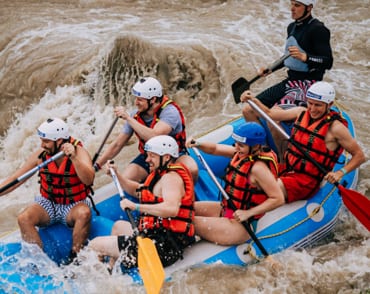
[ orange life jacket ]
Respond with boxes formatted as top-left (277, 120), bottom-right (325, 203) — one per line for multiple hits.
top-left (133, 96), bottom-right (187, 154)
top-left (38, 137), bottom-right (90, 204)
top-left (138, 163), bottom-right (195, 237)
top-left (284, 110), bottom-right (348, 180)
top-left (223, 149), bottom-right (279, 220)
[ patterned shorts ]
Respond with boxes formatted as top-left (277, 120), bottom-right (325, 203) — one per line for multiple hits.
top-left (117, 229), bottom-right (194, 269)
top-left (35, 196), bottom-right (91, 226)
top-left (279, 79), bottom-right (315, 106)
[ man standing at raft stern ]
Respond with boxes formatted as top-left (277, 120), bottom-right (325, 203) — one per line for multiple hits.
top-left (243, 0), bottom-right (333, 121)
top-left (0, 118), bottom-right (94, 264)
top-left (89, 135), bottom-right (195, 271)
top-left (93, 76), bottom-right (198, 184)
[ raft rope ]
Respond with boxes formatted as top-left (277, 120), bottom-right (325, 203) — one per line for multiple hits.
top-left (243, 183), bottom-right (338, 260)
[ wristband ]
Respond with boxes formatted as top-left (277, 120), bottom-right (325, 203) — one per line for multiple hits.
top-left (93, 162), bottom-right (101, 172)
top-left (135, 204), bottom-right (140, 212)
top-left (340, 167), bottom-right (347, 175)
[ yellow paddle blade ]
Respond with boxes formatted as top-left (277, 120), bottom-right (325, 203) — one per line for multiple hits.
top-left (137, 236), bottom-right (165, 294)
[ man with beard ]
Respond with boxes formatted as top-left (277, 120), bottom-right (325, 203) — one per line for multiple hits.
top-left (89, 135), bottom-right (195, 270)
top-left (0, 118), bottom-right (94, 263)
top-left (93, 77), bottom-right (198, 183)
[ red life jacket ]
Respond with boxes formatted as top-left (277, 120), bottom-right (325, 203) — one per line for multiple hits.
top-left (133, 96), bottom-right (187, 154)
top-left (38, 138), bottom-right (90, 204)
top-left (284, 110), bottom-right (348, 180)
top-left (138, 163), bottom-right (195, 237)
top-left (222, 149), bottom-right (279, 220)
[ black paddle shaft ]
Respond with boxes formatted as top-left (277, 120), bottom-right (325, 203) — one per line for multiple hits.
top-left (92, 117), bottom-right (119, 164)
top-left (225, 198), bottom-right (269, 257)
top-left (232, 54), bottom-right (290, 104)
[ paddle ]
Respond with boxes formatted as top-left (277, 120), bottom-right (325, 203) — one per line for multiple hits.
top-left (90, 117), bottom-right (119, 214)
top-left (92, 117), bottom-right (119, 164)
top-left (0, 151), bottom-right (65, 194)
top-left (232, 54), bottom-right (290, 104)
top-left (192, 146), bottom-right (274, 260)
top-left (109, 165), bottom-right (165, 294)
top-left (246, 99), bottom-right (370, 231)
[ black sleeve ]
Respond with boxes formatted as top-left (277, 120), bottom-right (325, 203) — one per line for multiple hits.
top-left (287, 22), bottom-right (294, 36)
top-left (305, 23), bottom-right (333, 71)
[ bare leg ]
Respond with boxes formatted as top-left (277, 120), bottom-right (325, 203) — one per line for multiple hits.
top-left (109, 220), bottom-right (133, 268)
top-left (89, 220), bottom-right (133, 269)
top-left (194, 216), bottom-right (250, 245)
top-left (242, 104), bottom-right (260, 122)
top-left (122, 163), bottom-right (148, 183)
top-left (194, 201), bottom-right (222, 217)
top-left (17, 203), bottom-right (50, 249)
top-left (177, 154), bottom-right (199, 183)
top-left (66, 203), bottom-right (91, 253)
top-left (111, 220), bottom-right (133, 236)
top-left (89, 235), bottom-right (121, 263)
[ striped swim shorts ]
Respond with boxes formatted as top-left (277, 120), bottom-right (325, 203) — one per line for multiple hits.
top-left (35, 196), bottom-right (91, 226)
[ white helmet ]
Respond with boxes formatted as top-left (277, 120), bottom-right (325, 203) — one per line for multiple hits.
top-left (296, 0), bottom-right (315, 6)
top-left (37, 118), bottom-right (69, 141)
top-left (306, 81), bottom-right (335, 104)
top-left (131, 77), bottom-right (163, 99)
top-left (144, 135), bottom-right (179, 158)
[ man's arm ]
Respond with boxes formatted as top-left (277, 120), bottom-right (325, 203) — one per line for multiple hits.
top-left (306, 25), bottom-right (333, 71)
top-left (95, 132), bottom-right (131, 169)
top-left (331, 121), bottom-right (366, 175)
top-left (324, 121), bottom-right (366, 184)
top-left (66, 144), bottom-right (95, 186)
top-left (0, 149), bottom-right (41, 196)
top-left (125, 116), bottom-right (172, 142)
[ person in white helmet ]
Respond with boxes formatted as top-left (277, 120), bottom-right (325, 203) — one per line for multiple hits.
top-left (89, 135), bottom-right (195, 271)
top-left (242, 0), bottom-right (333, 121)
top-left (94, 76), bottom-right (198, 185)
top-left (241, 82), bottom-right (365, 203)
top-left (0, 118), bottom-right (95, 264)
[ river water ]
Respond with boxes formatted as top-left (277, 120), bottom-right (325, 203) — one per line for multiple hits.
top-left (0, 0), bottom-right (369, 293)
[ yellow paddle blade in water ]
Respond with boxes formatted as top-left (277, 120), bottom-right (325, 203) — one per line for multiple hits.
top-left (137, 236), bottom-right (165, 294)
